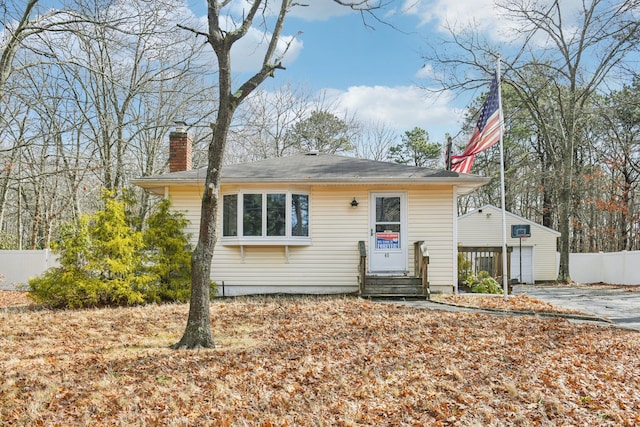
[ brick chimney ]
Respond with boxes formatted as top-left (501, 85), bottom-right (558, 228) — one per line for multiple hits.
top-left (169, 123), bottom-right (192, 173)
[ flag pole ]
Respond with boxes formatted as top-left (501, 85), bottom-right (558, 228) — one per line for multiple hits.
top-left (496, 56), bottom-right (509, 300)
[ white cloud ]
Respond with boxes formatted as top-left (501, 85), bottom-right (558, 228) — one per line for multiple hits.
top-left (288, 1), bottom-right (356, 21)
top-left (326, 85), bottom-right (465, 139)
top-left (415, 64), bottom-right (434, 79)
top-left (214, 0), bottom-right (355, 21)
top-left (230, 26), bottom-right (304, 72)
top-left (403, 0), bottom-right (502, 37)
top-left (193, 14), bottom-right (304, 74)
top-left (402, 0), bottom-right (587, 44)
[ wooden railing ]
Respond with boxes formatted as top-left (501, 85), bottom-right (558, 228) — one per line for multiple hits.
top-left (358, 241), bottom-right (366, 295)
top-left (457, 246), bottom-right (512, 286)
top-left (414, 240), bottom-right (430, 299)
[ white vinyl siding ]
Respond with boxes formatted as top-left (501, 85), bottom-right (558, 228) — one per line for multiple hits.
top-left (166, 183), bottom-right (457, 295)
top-left (211, 186), bottom-right (366, 295)
top-left (166, 187), bottom-right (203, 246)
top-left (407, 187), bottom-right (455, 291)
top-left (458, 205), bottom-right (560, 282)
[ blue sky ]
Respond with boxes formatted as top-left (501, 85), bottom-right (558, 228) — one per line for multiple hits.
top-left (282, 13), bottom-right (425, 89)
top-left (281, 9), bottom-right (462, 140)
top-left (187, 0), bottom-right (637, 146)
top-left (281, 6), bottom-right (468, 142)
top-left (17, 0), bottom-right (630, 146)
top-left (182, 0), bottom-right (482, 144)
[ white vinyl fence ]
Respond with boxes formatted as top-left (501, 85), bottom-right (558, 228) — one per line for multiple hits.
top-left (0, 250), bottom-right (59, 290)
top-left (1, 249), bottom-right (638, 290)
top-left (570, 250), bottom-right (640, 286)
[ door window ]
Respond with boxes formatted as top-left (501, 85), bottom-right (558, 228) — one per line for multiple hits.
top-left (375, 196), bottom-right (401, 248)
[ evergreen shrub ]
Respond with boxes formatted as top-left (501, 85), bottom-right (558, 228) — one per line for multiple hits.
top-left (29, 191), bottom-right (203, 308)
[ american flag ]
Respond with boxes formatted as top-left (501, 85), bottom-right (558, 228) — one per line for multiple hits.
top-left (450, 72), bottom-right (503, 174)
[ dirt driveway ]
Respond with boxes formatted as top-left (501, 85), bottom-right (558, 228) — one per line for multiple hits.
top-left (513, 284), bottom-right (640, 331)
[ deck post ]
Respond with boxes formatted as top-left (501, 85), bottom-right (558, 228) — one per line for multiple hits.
top-left (358, 241), bottom-right (367, 295)
top-left (414, 241), bottom-right (430, 299)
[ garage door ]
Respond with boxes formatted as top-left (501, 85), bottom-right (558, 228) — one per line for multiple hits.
top-left (511, 246), bottom-right (533, 284)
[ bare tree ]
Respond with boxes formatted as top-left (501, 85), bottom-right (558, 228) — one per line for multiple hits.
top-left (0, 0), bottom-right (87, 103)
top-left (173, 0), bottom-right (390, 349)
top-left (0, 108), bottom-right (37, 247)
top-left (228, 83), bottom-right (315, 162)
top-left (509, 0), bottom-right (638, 280)
top-left (1, 0), bottom-right (216, 245)
top-left (0, 0), bottom-right (88, 241)
top-left (48, 0), bottom-right (213, 191)
top-left (422, 0), bottom-right (640, 281)
top-left (352, 120), bottom-right (398, 161)
top-left (596, 78), bottom-right (640, 251)
top-left (1, 0), bottom-right (45, 102)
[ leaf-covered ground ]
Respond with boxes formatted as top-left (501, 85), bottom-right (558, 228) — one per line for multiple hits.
top-left (432, 294), bottom-right (589, 316)
top-left (0, 291), bottom-right (31, 308)
top-left (1, 295), bottom-right (639, 426)
top-left (565, 282), bottom-right (640, 292)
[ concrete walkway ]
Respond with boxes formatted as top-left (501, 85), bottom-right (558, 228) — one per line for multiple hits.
top-left (512, 284), bottom-right (640, 331)
top-left (381, 284), bottom-right (640, 332)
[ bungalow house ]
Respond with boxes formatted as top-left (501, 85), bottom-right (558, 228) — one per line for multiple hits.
top-left (457, 204), bottom-right (561, 284)
top-left (132, 129), bottom-right (488, 296)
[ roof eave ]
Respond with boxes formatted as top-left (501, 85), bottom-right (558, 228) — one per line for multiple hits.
top-left (133, 176), bottom-right (488, 187)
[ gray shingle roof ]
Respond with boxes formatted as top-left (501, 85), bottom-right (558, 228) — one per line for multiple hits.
top-left (132, 153), bottom-right (488, 193)
top-left (223, 153), bottom-right (456, 181)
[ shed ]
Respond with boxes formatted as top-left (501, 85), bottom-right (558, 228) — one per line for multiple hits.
top-left (132, 130), bottom-right (489, 296)
top-left (457, 204), bottom-right (560, 283)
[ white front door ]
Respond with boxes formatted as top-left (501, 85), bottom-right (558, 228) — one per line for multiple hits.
top-left (369, 193), bottom-right (407, 273)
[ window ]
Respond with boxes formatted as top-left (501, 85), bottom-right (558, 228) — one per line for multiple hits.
top-left (267, 194), bottom-right (286, 236)
top-left (222, 192), bottom-right (310, 243)
top-left (291, 194), bottom-right (309, 237)
top-left (243, 194), bottom-right (262, 236)
top-left (222, 194), bottom-right (237, 236)
top-left (375, 196), bottom-right (401, 235)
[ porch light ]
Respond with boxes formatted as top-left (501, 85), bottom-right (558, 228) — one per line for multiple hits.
top-left (351, 197), bottom-right (359, 208)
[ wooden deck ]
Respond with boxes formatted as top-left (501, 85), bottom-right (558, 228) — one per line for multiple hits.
top-left (358, 240), bottom-right (430, 299)
top-left (358, 240), bottom-right (431, 299)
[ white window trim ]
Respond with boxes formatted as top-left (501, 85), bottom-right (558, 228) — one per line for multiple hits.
top-left (221, 191), bottom-right (311, 246)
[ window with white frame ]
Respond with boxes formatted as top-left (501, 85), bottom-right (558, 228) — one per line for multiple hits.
top-left (222, 192), bottom-right (309, 241)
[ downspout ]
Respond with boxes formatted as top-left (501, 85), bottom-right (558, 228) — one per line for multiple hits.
top-left (453, 185), bottom-right (458, 294)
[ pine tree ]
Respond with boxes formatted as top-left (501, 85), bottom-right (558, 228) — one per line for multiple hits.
top-left (143, 199), bottom-right (194, 302)
top-left (29, 191), bottom-right (151, 308)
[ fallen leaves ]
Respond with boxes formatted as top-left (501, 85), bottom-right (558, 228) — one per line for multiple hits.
top-left (432, 294), bottom-right (590, 315)
top-left (559, 282), bottom-right (640, 292)
top-left (0, 290), bottom-right (31, 308)
top-left (0, 296), bottom-right (638, 426)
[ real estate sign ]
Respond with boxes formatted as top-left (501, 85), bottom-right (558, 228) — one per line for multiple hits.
top-left (376, 232), bottom-right (400, 249)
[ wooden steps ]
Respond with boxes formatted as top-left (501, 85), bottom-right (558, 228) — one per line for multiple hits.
top-left (361, 275), bottom-right (426, 298)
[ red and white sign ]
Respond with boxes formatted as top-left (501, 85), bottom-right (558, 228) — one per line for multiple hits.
top-left (376, 232), bottom-right (399, 249)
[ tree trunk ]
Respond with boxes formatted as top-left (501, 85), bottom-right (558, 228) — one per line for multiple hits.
top-left (170, 126), bottom-right (225, 349)
top-left (172, 0), bottom-right (299, 350)
top-left (540, 149), bottom-right (554, 229)
top-left (171, 250), bottom-right (216, 349)
top-left (172, 108), bottom-right (234, 350)
top-left (557, 181), bottom-right (571, 282)
top-left (557, 117), bottom-right (576, 282)
top-left (620, 166), bottom-right (631, 251)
